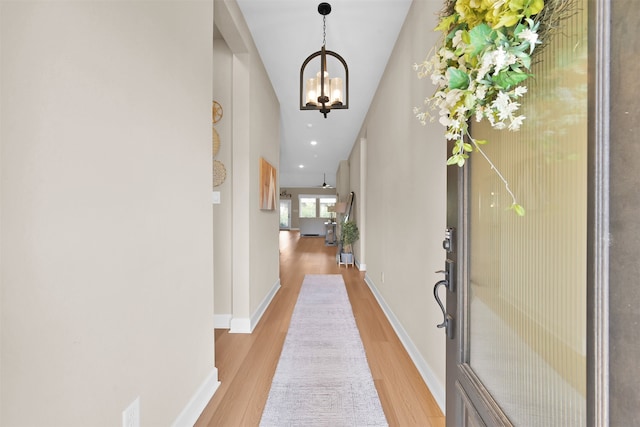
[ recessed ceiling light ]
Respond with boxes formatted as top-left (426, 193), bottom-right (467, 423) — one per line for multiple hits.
top-left (310, 140), bottom-right (317, 146)
top-left (307, 123), bottom-right (313, 128)
top-left (299, 164), bottom-right (304, 168)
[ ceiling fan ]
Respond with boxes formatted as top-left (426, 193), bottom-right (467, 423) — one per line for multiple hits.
top-left (319, 173), bottom-right (333, 189)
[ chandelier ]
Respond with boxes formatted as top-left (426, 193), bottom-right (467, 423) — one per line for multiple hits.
top-left (299, 2), bottom-right (349, 118)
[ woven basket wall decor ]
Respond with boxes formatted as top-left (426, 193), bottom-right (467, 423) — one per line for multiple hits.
top-left (213, 159), bottom-right (226, 187)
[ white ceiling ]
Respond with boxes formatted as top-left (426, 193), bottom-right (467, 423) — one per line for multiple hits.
top-left (235, 0), bottom-right (412, 188)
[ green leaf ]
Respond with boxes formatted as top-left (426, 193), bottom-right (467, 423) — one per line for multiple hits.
top-left (467, 23), bottom-right (494, 56)
top-left (461, 30), bottom-right (471, 45)
top-left (435, 14), bottom-right (457, 33)
top-left (525, 0), bottom-right (544, 16)
top-left (446, 155), bottom-right (460, 166)
top-left (475, 139), bottom-right (489, 145)
top-left (494, 13), bottom-right (522, 29)
top-left (511, 203), bottom-right (526, 216)
top-left (447, 68), bottom-right (470, 90)
top-left (514, 22), bottom-right (526, 36)
top-left (464, 92), bottom-right (476, 109)
top-left (513, 51), bottom-right (532, 69)
top-left (463, 142), bottom-right (473, 152)
top-left (493, 70), bottom-right (530, 89)
top-left (446, 24), bottom-right (466, 41)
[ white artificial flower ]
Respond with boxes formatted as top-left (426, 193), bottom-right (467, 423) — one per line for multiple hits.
top-left (455, 105), bottom-right (470, 122)
top-left (492, 48), bottom-right (506, 74)
top-left (477, 53), bottom-right (493, 81)
top-left (493, 121), bottom-right (507, 130)
top-left (439, 115), bottom-right (452, 127)
top-left (496, 104), bottom-right (515, 121)
top-left (518, 28), bottom-right (539, 54)
top-left (444, 89), bottom-right (464, 109)
top-left (445, 131), bottom-right (458, 140)
top-left (491, 46), bottom-right (512, 75)
top-left (439, 47), bottom-right (455, 61)
top-left (491, 91), bottom-right (511, 115)
top-left (452, 30), bottom-right (465, 49)
top-left (431, 73), bottom-right (446, 86)
top-left (509, 115), bottom-right (526, 131)
top-left (514, 86), bottom-right (528, 97)
top-left (457, 55), bottom-right (467, 70)
top-left (487, 112), bottom-right (496, 127)
top-left (476, 84), bottom-right (488, 100)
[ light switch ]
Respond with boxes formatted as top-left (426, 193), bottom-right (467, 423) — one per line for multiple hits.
top-left (212, 191), bottom-right (221, 204)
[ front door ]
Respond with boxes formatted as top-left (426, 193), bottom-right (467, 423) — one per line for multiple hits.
top-left (279, 199), bottom-right (291, 229)
top-left (439, 2), bottom-right (593, 425)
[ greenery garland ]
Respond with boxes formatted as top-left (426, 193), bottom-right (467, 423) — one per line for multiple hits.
top-left (414, 0), bottom-right (577, 216)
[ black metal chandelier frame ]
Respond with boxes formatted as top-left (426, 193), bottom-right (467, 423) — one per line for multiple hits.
top-left (299, 2), bottom-right (349, 118)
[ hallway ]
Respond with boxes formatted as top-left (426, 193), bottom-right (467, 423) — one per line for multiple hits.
top-left (196, 231), bottom-right (444, 426)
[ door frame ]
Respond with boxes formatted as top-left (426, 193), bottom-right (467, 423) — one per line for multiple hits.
top-left (586, 0), bottom-right (609, 424)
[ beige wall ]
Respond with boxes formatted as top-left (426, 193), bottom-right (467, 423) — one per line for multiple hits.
top-left (248, 45), bottom-right (280, 320)
top-left (214, 0), bottom-right (280, 332)
top-left (349, 0), bottom-right (447, 409)
top-left (212, 35), bottom-right (233, 321)
top-left (336, 160), bottom-right (350, 204)
top-left (0, 1), bottom-right (215, 426)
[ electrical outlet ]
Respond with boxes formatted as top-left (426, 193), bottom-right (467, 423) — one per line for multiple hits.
top-left (122, 397), bottom-right (140, 427)
top-left (381, 272), bottom-right (385, 283)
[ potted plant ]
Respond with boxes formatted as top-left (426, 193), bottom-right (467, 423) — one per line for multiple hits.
top-left (340, 220), bottom-right (360, 266)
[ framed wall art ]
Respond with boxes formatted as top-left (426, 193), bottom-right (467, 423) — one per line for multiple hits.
top-left (259, 157), bottom-right (277, 210)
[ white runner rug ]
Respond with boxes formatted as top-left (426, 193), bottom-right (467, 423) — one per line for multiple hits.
top-left (260, 274), bottom-right (388, 427)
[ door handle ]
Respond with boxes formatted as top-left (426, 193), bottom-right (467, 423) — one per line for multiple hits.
top-left (435, 258), bottom-right (455, 292)
top-left (433, 279), bottom-right (454, 339)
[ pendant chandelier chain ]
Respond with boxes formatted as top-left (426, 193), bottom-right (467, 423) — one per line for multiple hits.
top-left (322, 15), bottom-right (326, 47)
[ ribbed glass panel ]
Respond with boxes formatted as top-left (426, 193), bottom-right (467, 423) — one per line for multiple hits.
top-left (467, 2), bottom-right (587, 425)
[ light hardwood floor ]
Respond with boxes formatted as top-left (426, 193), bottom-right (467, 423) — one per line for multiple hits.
top-left (195, 230), bottom-right (445, 426)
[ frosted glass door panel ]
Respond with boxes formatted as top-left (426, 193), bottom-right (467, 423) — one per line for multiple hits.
top-left (467, 3), bottom-right (587, 425)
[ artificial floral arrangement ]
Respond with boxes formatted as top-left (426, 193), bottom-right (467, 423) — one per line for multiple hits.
top-left (414, 0), bottom-right (576, 216)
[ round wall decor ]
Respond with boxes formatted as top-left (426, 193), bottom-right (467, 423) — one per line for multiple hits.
top-left (212, 100), bottom-right (223, 123)
top-left (213, 159), bottom-right (227, 187)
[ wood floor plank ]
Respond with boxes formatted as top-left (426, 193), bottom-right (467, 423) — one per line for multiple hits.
top-left (195, 231), bottom-right (445, 426)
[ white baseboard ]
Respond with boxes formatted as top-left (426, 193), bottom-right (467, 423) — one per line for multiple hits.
top-left (364, 274), bottom-right (446, 414)
top-left (229, 279), bottom-right (281, 334)
top-left (251, 279), bottom-right (280, 330)
top-left (172, 368), bottom-right (220, 427)
top-left (229, 317), bottom-right (251, 334)
top-left (214, 314), bottom-right (232, 329)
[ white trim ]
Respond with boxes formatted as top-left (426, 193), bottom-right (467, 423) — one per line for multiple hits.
top-left (230, 279), bottom-right (281, 334)
top-left (214, 314), bottom-right (232, 329)
top-left (364, 273), bottom-right (446, 413)
top-left (250, 279), bottom-right (281, 331)
top-left (172, 368), bottom-right (220, 427)
top-left (229, 317), bottom-right (251, 334)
